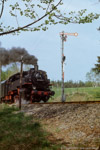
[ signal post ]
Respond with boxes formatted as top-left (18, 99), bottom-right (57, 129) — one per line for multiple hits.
top-left (60, 31), bottom-right (78, 102)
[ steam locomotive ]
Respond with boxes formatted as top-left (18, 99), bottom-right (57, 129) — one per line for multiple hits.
top-left (0, 66), bottom-right (55, 103)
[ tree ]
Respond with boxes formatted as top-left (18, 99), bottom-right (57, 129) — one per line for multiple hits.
top-left (86, 69), bottom-right (100, 87)
top-left (1, 63), bottom-right (20, 81)
top-left (92, 56), bottom-right (100, 73)
top-left (0, 0), bottom-right (100, 36)
top-left (1, 63), bottom-right (33, 81)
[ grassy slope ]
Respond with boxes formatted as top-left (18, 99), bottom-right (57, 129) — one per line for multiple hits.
top-left (49, 87), bottom-right (100, 102)
top-left (0, 105), bottom-right (61, 150)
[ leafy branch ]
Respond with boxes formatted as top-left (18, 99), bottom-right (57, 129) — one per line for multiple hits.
top-left (0, 0), bottom-right (100, 36)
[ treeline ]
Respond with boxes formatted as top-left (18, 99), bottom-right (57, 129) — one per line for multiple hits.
top-left (1, 63), bottom-right (30, 81)
top-left (1, 63), bottom-right (19, 81)
top-left (51, 80), bottom-right (99, 88)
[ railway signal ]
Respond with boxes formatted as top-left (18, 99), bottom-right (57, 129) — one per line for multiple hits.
top-left (60, 31), bottom-right (78, 102)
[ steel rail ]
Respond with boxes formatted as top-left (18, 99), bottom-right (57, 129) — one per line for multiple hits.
top-left (1, 101), bottom-right (100, 105)
top-left (31, 101), bottom-right (100, 104)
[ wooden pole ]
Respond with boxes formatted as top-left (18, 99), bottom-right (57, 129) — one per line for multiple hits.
top-left (0, 62), bottom-right (1, 102)
top-left (19, 57), bottom-right (23, 109)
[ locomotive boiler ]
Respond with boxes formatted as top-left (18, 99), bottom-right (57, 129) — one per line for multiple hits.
top-left (0, 66), bottom-right (55, 103)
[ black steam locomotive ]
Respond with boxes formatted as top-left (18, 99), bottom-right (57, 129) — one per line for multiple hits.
top-left (0, 66), bottom-right (55, 103)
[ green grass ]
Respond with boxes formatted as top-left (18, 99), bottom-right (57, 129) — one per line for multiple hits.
top-left (50, 87), bottom-right (100, 102)
top-left (0, 105), bottom-right (61, 150)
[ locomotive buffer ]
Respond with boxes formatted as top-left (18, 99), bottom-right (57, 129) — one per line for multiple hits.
top-left (60, 31), bottom-right (78, 102)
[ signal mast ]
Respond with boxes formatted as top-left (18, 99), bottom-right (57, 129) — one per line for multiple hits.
top-left (60, 31), bottom-right (78, 102)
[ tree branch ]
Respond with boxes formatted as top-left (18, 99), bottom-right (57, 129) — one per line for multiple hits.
top-left (0, 0), bottom-right (4, 18)
top-left (0, 0), bottom-right (62, 36)
top-left (46, 0), bottom-right (52, 13)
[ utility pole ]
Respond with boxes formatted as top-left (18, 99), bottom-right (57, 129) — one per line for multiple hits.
top-left (0, 43), bottom-right (2, 102)
top-left (19, 56), bottom-right (23, 110)
top-left (0, 62), bottom-right (1, 102)
top-left (60, 31), bottom-right (78, 102)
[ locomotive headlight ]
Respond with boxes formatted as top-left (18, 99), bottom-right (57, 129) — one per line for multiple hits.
top-left (35, 73), bottom-right (42, 79)
top-left (32, 86), bottom-right (36, 90)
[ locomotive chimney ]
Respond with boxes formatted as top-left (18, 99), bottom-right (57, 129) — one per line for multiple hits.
top-left (34, 65), bottom-right (38, 71)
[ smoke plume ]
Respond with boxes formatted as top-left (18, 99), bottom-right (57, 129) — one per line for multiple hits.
top-left (0, 48), bottom-right (9, 65)
top-left (0, 47), bottom-right (38, 66)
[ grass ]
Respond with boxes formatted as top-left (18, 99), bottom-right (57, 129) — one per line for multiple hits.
top-left (0, 104), bottom-right (62, 150)
top-left (50, 86), bottom-right (100, 102)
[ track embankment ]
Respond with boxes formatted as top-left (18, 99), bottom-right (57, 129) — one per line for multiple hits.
top-left (21, 102), bottom-right (100, 149)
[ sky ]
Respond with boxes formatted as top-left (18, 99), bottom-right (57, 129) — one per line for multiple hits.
top-left (0, 0), bottom-right (100, 82)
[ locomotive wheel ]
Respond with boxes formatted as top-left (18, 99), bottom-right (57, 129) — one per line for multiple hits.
top-left (43, 96), bottom-right (49, 102)
top-left (31, 96), bottom-right (41, 103)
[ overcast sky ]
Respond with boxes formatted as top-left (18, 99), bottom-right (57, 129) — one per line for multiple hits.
top-left (0, 0), bottom-right (100, 81)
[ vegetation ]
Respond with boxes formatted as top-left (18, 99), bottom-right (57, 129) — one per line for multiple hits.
top-left (0, 0), bottom-right (100, 36)
top-left (92, 56), bottom-right (100, 74)
top-left (50, 86), bottom-right (100, 102)
top-left (51, 80), bottom-right (99, 89)
top-left (0, 105), bottom-right (61, 150)
top-left (51, 69), bottom-right (100, 89)
top-left (1, 63), bottom-right (31, 81)
top-left (1, 63), bottom-right (19, 81)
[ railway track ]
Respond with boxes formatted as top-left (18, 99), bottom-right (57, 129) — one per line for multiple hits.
top-left (31, 101), bottom-right (100, 104)
top-left (0, 100), bottom-right (100, 105)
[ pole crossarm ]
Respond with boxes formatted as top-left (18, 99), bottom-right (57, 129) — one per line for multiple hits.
top-left (60, 32), bottom-right (78, 37)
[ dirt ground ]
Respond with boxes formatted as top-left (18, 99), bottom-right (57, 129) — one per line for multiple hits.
top-left (21, 103), bottom-right (100, 149)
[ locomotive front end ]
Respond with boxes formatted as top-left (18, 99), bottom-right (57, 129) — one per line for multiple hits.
top-left (30, 69), bottom-right (55, 102)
